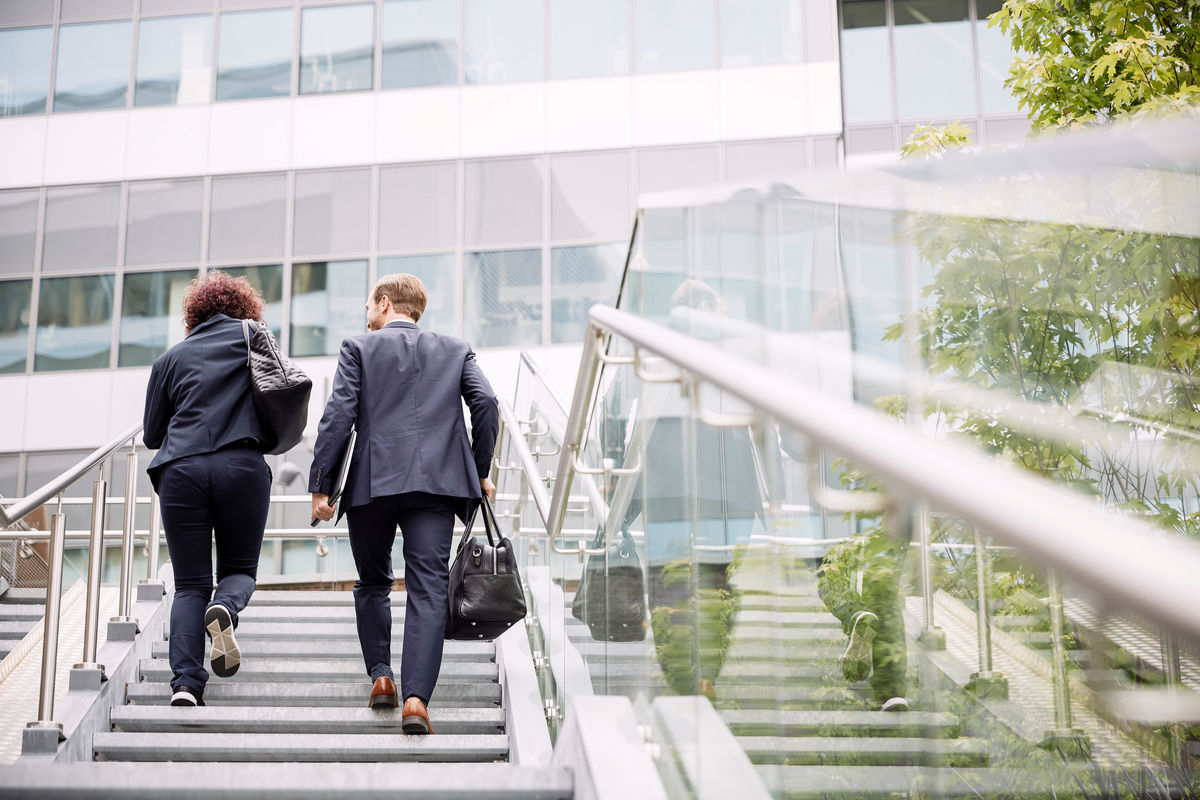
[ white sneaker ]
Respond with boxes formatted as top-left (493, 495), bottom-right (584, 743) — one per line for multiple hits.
top-left (881, 696), bottom-right (909, 712)
top-left (170, 687), bottom-right (203, 707)
top-left (204, 604), bottom-right (241, 678)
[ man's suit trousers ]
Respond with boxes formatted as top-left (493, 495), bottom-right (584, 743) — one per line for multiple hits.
top-left (346, 492), bottom-right (457, 705)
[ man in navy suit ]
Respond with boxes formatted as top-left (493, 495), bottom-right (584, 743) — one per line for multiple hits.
top-left (309, 273), bottom-right (498, 734)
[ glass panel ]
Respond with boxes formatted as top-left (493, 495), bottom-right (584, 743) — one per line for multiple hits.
top-left (464, 157), bottom-right (543, 247)
top-left (551, 243), bottom-right (623, 343)
top-left (378, 253), bottom-right (456, 333)
top-left (0, 279), bottom-right (31, 373)
top-left (216, 8), bottom-right (293, 101)
top-left (0, 0), bottom-right (54, 28)
top-left (976, 1), bottom-right (1019, 114)
top-left (34, 274), bottom-right (114, 371)
top-left (25, 450), bottom-right (100, 533)
top-left (118, 269), bottom-right (196, 366)
top-left (840, 0), bottom-right (892, 123)
top-left (290, 259), bottom-right (368, 357)
top-left (549, 0), bottom-right (628, 80)
top-left (220, 264), bottom-right (283, 341)
top-left (551, 151), bottom-right (632, 242)
top-left (893, 0), bottom-right (975, 119)
top-left (299, 3), bottom-right (374, 94)
top-left (464, 0), bottom-right (544, 84)
top-left (382, 0), bottom-right (459, 89)
top-left (0, 190), bottom-right (39, 275)
top-left (378, 163), bottom-right (456, 253)
top-left (464, 249), bottom-right (541, 347)
top-left (719, 0), bottom-right (802, 67)
top-left (0, 26), bottom-right (52, 116)
top-left (125, 179), bottom-right (203, 267)
top-left (725, 139), bottom-right (808, 182)
top-left (42, 184), bottom-right (120, 273)
top-left (0, 454), bottom-right (17, 498)
top-left (53, 21), bottom-right (131, 112)
top-left (135, 14), bottom-right (213, 106)
top-left (637, 146), bottom-right (719, 193)
top-left (635, 0), bottom-right (715, 73)
top-left (209, 174), bottom-right (286, 263)
top-left (293, 169), bottom-right (371, 258)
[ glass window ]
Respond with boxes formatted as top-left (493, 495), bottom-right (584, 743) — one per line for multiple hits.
top-left (720, 0), bottom-right (802, 67)
top-left (378, 253), bottom-right (456, 333)
top-left (551, 244), bottom-right (623, 343)
top-left (118, 269), bottom-right (196, 367)
top-left (43, 185), bottom-right (120, 273)
top-left (34, 274), bottom-right (114, 371)
top-left (0, 453), bottom-right (17, 498)
top-left (0, 190), bottom-right (39, 275)
top-left (379, 163), bottom-right (456, 253)
top-left (300, 4), bottom-right (375, 94)
top-left (464, 249), bottom-right (541, 347)
top-left (0, 279), bottom-right (31, 373)
top-left (209, 174), bottom-right (286, 263)
top-left (840, 0), bottom-right (891, 123)
top-left (0, 0), bottom-right (53, 28)
top-left (54, 21), bottom-right (131, 112)
top-left (976, 0), bottom-right (1018, 115)
top-left (549, 0), bottom-right (628, 79)
top-left (637, 146), bottom-right (719, 193)
top-left (216, 9), bottom-right (293, 101)
top-left (219, 265), bottom-right (283, 341)
top-left (0, 26), bottom-right (52, 116)
top-left (465, 157), bottom-right (543, 247)
top-left (382, 0), bottom-right (459, 89)
top-left (135, 14), bottom-right (213, 106)
top-left (293, 169), bottom-right (371, 258)
top-left (893, 0), bottom-right (975, 119)
top-left (551, 151), bottom-right (632, 242)
top-left (290, 260), bottom-right (368, 357)
top-left (635, 0), bottom-right (715, 73)
top-left (465, 0), bottom-right (544, 84)
top-left (126, 180), bottom-right (203, 267)
top-left (725, 139), bottom-right (808, 182)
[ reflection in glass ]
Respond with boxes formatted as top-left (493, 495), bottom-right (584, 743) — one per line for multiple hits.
top-left (976, 0), bottom-right (1019, 115)
top-left (0, 26), bottom-right (52, 116)
top-left (35, 274), bottom-right (114, 371)
top-left (290, 260), bottom-right (368, 357)
top-left (551, 244), bottom-right (623, 343)
top-left (379, 163), bottom-right (457, 252)
top-left (217, 9), bottom-right (293, 101)
top-left (221, 265), bottom-right (283, 342)
top-left (635, 0), bottom-right (715, 73)
top-left (379, 253), bottom-right (456, 333)
top-left (136, 15), bottom-right (213, 106)
top-left (719, 0), bottom-right (802, 67)
top-left (894, 0), bottom-right (975, 119)
top-left (0, 279), bottom-right (31, 373)
top-left (300, 4), bottom-right (375, 94)
top-left (294, 169), bottom-right (371, 258)
top-left (209, 174), bottom-right (287, 262)
top-left (464, 249), bottom-right (541, 347)
top-left (382, 0), bottom-right (458, 88)
top-left (464, 158), bottom-right (544, 247)
top-left (549, 0), bottom-right (628, 79)
top-left (551, 151), bottom-right (632, 242)
top-left (465, 0), bottom-right (544, 84)
top-left (126, 180), bottom-right (203, 267)
top-left (840, 0), bottom-right (891, 123)
top-left (0, 190), bottom-right (39, 274)
top-left (42, 184), bottom-right (120, 273)
top-left (638, 146), bottom-right (719, 193)
top-left (119, 269), bottom-right (197, 367)
top-left (54, 21), bottom-right (131, 112)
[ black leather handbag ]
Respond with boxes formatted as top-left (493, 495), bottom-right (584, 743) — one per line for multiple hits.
top-left (241, 319), bottom-right (312, 455)
top-left (445, 497), bottom-right (527, 640)
top-left (571, 526), bottom-right (647, 642)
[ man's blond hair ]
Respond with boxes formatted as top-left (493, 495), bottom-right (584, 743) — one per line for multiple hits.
top-left (373, 273), bottom-right (427, 323)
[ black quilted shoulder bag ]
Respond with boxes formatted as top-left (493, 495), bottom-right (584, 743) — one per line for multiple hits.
top-left (241, 319), bottom-right (313, 455)
top-left (445, 497), bottom-right (527, 640)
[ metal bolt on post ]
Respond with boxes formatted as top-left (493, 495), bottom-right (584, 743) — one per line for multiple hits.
top-left (25, 499), bottom-right (67, 745)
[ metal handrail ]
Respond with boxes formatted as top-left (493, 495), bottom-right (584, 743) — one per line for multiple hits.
top-left (497, 400), bottom-right (552, 526)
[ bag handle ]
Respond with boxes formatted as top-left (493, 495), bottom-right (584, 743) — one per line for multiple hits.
top-left (241, 319), bottom-right (253, 366)
top-left (456, 496), bottom-right (501, 554)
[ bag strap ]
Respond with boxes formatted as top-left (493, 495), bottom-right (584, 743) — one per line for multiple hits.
top-left (241, 319), bottom-right (252, 366)
top-left (478, 496), bottom-right (500, 548)
top-left (456, 503), bottom-right (480, 554)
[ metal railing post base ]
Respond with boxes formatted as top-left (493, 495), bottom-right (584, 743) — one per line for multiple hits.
top-left (69, 663), bottom-right (106, 691)
top-left (967, 670), bottom-right (1008, 700)
top-left (136, 580), bottom-right (165, 602)
top-left (23, 721), bottom-right (64, 754)
top-left (1038, 728), bottom-right (1091, 761)
top-left (107, 616), bottom-right (140, 641)
top-left (917, 627), bottom-right (946, 650)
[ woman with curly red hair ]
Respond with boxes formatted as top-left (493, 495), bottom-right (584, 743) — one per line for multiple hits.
top-left (143, 271), bottom-right (274, 707)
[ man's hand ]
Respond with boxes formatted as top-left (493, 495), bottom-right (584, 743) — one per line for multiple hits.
top-left (480, 478), bottom-right (496, 499)
top-left (311, 493), bottom-right (336, 522)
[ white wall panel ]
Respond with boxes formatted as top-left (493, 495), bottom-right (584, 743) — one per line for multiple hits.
top-left (43, 111), bottom-right (127, 185)
top-left (631, 71), bottom-right (721, 147)
top-left (547, 77), bottom-right (633, 153)
top-left (292, 94), bottom-right (377, 170)
top-left (208, 98), bottom-right (293, 175)
top-left (23, 372), bottom-right (113, 451)
top-left (125, 105), bottom-right (211, 180)
top-left (806, 60), bottom-right (843, 135)
top-left (0, 117), bottom-right (46, 189)
top-left (108, 368), bottom-right (151, 441)
top-left (0, 376), bottom-right (29, 452)
top-left (720, 65), bottom-right (810, 141)
top-left (460, 84), bottom-right (546, 158)
top-left (377, 89), bottom-right (460, 164)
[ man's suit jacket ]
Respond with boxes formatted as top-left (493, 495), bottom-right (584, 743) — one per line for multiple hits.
top-left (143, 313), bottom-right (266, 488)
top-left (308, 320), bottom-right (498, 522)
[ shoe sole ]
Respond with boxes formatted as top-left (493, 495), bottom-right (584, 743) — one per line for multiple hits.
top-left (402, 716), bottom-right (431, 735)
top-left (840, 612), bottom-right (877, 683)
top-left (369, 694), bottom-right (398, 710)
top-left (205, 605), bottom-right (241, 678)
top-left (170, 689), bottom-right (203, 707)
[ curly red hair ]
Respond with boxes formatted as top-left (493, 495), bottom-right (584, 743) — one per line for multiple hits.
top-left (183, 271), bottom-right (264, 334)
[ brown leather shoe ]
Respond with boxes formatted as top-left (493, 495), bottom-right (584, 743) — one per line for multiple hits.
top-left (368, 676), bottom-right (398, 709)
top-left (402, 696), bottom-right (434, 734)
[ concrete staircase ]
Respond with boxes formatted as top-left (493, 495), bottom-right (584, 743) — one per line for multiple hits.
top-left (0, 587), bottom-right (45, 662)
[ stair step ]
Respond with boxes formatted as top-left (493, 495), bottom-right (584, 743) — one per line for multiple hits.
top-left (739, 736), bottom-right (989, 767)
top-left (757, 765), bottom-right (1088, 799)
top-left (0, 604), bottom-right (43, 620)
top-left (138, 659), bottom-right (498, 684)
top-left (110, 706), bottom-right (504, 735)
top-left (714, 686), bottom-right (871, 710)
top-left (210, 622), bottom-right (416, 640)
top-left (0, 621), bottom-right (31, 639)
top-left (721, 710), bottom-right (960, 738)
top-left (992, 614), bottom-right (1044, 630)
top-left (127, 682), bottom-right (502, 707)
top-left (93, 732), bottom-right (509, 762)
top-left (0, 588), bottom-right (47, 603)
top-left (246, 591), bottom-right (356, 606)
top-left (734, 611), bottom-right (841, 628)
top-left (237, 606), bottom-right (383, 623)
top-left (572, 641), bottom-right (841, 664)
top-left (149, 639), bottom-right (495, 662)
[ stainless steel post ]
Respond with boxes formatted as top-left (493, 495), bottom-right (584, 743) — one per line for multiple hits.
top-left (974, 528), bottom-right (992, 673)
top-left (75, 472), bottom-right (108, 672)
top-left (141, 492), bottom-right (161, 583)
top-left (1161, 631), bottom-right (1184, 766)
top-left (1046, 570), bottom-right (1072, 729)
top-left (918, 503), bottom-right (935, 629)
top-left (27, 504), bottom-right (66, 735)
top-left (113, 448), bottom-right (137, 621)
